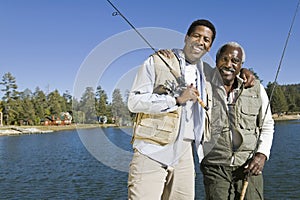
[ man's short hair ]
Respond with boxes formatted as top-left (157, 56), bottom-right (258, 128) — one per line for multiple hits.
top-left (186, 19), bottom-right (216, 46)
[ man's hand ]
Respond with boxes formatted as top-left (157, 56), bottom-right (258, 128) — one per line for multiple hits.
top-left (244, 153), bottom-right (266, 176)
top-left (157, 49), bottom-right (174, 59)
top-left (240, 68), bottom-right (255, 88)
top-left (176, 84), bottom-right (198, 105)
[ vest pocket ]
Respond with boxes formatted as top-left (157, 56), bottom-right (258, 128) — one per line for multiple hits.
top-left (210, 104), bottom-right (225, 135)
top-left (133, 111), bottom-right (180, 145)
top-left (239, 106), bottom-right (259, 130)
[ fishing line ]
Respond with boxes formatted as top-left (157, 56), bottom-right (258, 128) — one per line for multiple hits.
top-left (106, 0), bottom-right (209, 110)
top-left (262, 0), bottom-right (300, 124)
top-left (107, 0), bottom-right (156, 52)
top-left (241, 1), bottom-right (300, 199)
top-left (106, 0), bottom-right (175, 69)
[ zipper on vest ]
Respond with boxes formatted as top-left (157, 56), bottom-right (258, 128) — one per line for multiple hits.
top-left (230, 153), bottom-right (235, 166)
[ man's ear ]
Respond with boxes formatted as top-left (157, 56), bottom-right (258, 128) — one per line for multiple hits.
top-left (206, 46), bottom-right (211, 52)
top-left (184, 35), bottom-right (188, 43)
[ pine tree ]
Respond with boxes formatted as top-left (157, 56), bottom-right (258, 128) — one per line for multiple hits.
top-left (0, 72), bottom-right (19, 125)
top-left (111, 89), bottom-right (126, 126)
top-left (33, 87), bottom-right (49, 124)
top-left (19, 89), bottom-right (36, 125)
top-left (47, 90), bottom-right (63, 117)
top-left (266, 82), bottom-right (288, 115)
top-left (79, 87), bottom-right (97, 123)
top-left (95, 86), bottom-right (108, 123)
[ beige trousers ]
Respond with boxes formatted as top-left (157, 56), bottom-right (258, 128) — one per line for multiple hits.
top-left (128, 141), bottom-right (195, 200)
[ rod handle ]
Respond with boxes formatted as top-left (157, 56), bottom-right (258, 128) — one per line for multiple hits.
top-left (197, 96), bottom-right (209, 111)
top-left (240, 180), bottom-right (249, 200)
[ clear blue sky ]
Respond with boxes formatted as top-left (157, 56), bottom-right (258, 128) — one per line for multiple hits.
top-left (1, 0), bottom-right (299, 100)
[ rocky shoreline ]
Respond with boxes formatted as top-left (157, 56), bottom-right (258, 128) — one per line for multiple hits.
top-left (0, 124), bottom-right (115, 137)
top-left (0, 115), bottom-right (299, 137)
top-left (272, 114), bottom-right (300, 121)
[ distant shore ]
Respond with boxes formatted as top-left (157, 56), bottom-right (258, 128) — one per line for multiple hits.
top-left (272, 114), bottom-right (300, 121)
top-left (0, 114), bottom-right (299, 137)
top-left (0, 124), bottom-right (116, 137)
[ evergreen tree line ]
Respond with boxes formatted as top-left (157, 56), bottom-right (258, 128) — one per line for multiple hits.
top-left (0, 72), bottom-right (131, 126)
top-left (0, 72), bottom-right (299, 126)
top-left (266, 82), bottom-right (300, 115)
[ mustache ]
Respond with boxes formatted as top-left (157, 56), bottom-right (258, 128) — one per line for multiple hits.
top-left (219, 66), bottom-right (236, 73)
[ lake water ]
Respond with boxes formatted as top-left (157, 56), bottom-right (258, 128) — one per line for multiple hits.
top-left (0, 120), bottom-right (299, 199)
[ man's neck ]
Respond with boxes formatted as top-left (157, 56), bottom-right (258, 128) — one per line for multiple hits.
top-left (223, 78), bottom-right (238, 94)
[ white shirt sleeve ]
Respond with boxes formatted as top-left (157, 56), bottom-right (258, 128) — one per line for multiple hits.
top-left (257, 84), bottom-right (275, 159)
top-left (127, 56), bottom-right (177, 114)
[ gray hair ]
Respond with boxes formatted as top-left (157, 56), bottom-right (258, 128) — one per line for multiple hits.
top-left (216, 41), bottom-right (246, 63)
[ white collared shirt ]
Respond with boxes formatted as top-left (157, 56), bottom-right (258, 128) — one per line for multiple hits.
top-left (128, 49), bottom-right (205, 166)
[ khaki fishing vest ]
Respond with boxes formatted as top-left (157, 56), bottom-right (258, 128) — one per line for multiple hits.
top-left (202, 79), bottom-right (262, 166)
top-left (132, 53), bottom-right (182, 145)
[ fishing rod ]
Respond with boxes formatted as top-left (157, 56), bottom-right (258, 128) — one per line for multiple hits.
top-left (240, 1), bottom-right (300, 199)
top-left (106, 0), bottom-right (209, 111)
